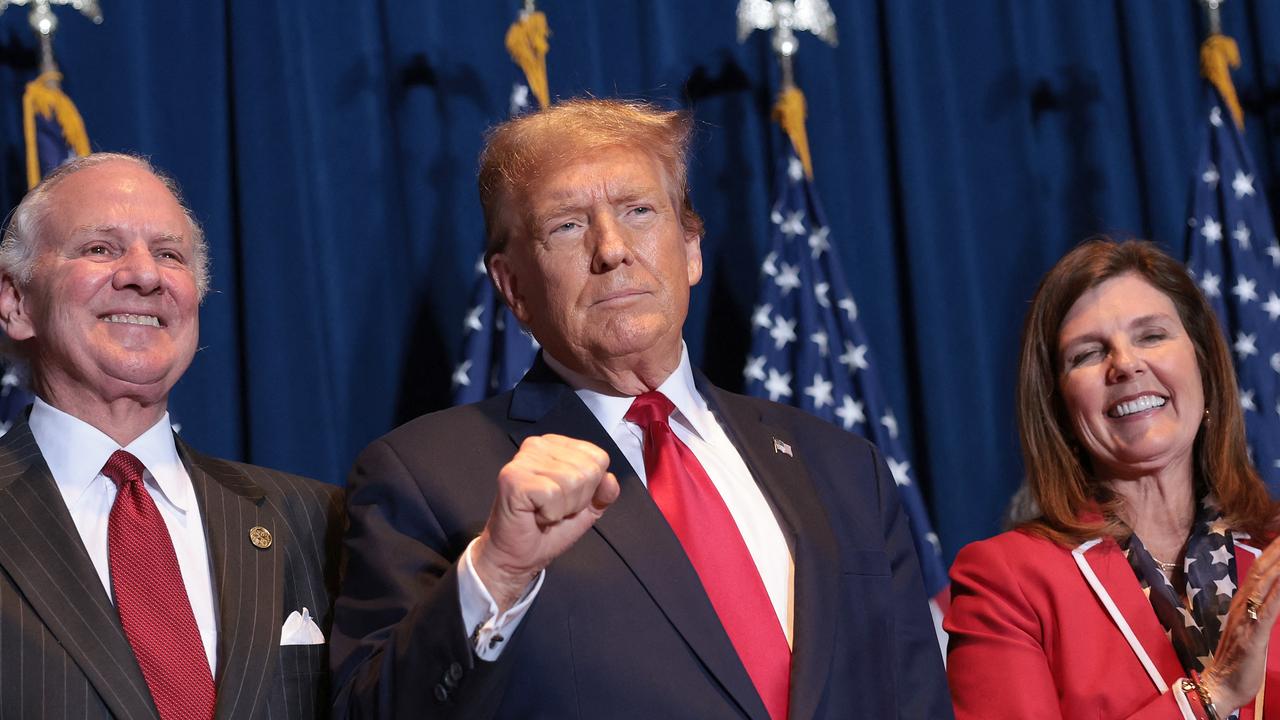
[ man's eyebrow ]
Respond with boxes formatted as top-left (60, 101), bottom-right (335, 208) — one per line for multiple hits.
top-left (71, 224), bottom-right (122, 236)
top-left (534, 187), bottom-right (665, 220)
top-left (68, 225), bottom-right (184, 243)
top-left (611, 189), bottom-right (663, 205)
top-left (534, 202), bottom-right (586, 223)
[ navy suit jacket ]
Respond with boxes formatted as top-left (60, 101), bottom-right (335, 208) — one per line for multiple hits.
top-left (332, 357), bottom-right (950, 719)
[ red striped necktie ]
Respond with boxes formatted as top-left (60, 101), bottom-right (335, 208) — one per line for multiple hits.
top-left (103, 449), bottom-right (216, 720)
top-left (625, 391), bottom-right (791, 720)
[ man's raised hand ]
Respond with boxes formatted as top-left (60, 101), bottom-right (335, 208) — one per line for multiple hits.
top-left (471, 434), bottom-right (621, 612)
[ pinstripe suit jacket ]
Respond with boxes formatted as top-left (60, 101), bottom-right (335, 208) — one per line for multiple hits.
top-left (0, 417), bottom-right (343, 720)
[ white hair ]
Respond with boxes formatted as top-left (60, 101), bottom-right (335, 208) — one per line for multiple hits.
top-left (0, 152), bottom-right (211, 298)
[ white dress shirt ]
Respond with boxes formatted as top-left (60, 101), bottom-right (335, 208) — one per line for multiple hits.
top-left (459, 345), bottom-right (795, 659)
top-left (29, 397), bottom-right (219, 674)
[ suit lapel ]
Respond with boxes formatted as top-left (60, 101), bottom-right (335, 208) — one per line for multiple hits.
top-left (702, 383), bottom-right (841, 720)
top-left (183, 441), bottom-right (283, 720)
top-left (507, 359), bottom-right (770, 720)
top-left (1075, 538), bottom-right (1185, 690)
top-left (0, 420), bottom-right (159, 719)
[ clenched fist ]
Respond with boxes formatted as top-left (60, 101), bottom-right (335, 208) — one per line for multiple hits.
top-left (471, 434), bottom-right (621, 612)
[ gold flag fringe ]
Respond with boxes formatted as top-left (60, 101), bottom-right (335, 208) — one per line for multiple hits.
top-left (23, 71), bottom-right (90, 189)
top-left (773, 86), bottom-right (813, 180)
top-left (1200, 34), bottom-right (1243, 130)
top-left (505, 10), bottom-right (550, 110)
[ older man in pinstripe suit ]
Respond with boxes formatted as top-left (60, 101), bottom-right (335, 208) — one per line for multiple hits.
top-left (0, 153), bottom-right (342, 719)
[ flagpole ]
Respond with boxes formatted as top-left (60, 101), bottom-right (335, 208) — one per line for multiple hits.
top-left (1195, 0), bottom-right (1244, 130)
top-left (1199, 0), bottom-right (1223, 36)
top-left (737, 0), bottom-right (953, 654)
top-left (452, 1), bottom-right (550, 403)
top-left (4, 0), bottom-right (100, 187)
top-left (0, 0), bottom-right (105, 77)
top-left (737, 0), bottom-right (837, 93)
top-left (1184, 0), bottom-right (1280, 490)
top-left (30, 3), bottom-right (60, 74)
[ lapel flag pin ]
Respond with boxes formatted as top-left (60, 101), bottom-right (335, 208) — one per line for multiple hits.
top-left (249, 526), bottom-right (273, 549)
top-left (773, 438), bottom-right (793, 457)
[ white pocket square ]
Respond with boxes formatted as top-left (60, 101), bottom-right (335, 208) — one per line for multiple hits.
top-left (280, 607), bottom-right (326, 646)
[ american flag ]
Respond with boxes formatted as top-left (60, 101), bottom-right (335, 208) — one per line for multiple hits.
top-left (23, 73), bottom-right (87, 189)
top-left (28, 109), bottom-right (79, 183)
top-left (451, 81), bottom-right (541, 405)
top-left (452, 249), bottom-right (540, 404)
top-left (744, 151), bottom-right (950, 615)
top-left (1185, 86), bottom-right (1280, 490)
top-left (454, 3), bottom-right (556, 404)
top-left (0, 364), bottom-right (29, 437)
top-left (0, 72), bottom-right (89, 434)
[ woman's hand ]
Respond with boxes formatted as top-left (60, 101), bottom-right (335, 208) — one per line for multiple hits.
top-left (1203, 537), bottom-right (1280, 712)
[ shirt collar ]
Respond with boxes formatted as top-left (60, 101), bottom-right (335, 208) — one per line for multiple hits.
top-left (29, 397), bottom-right (191, 512)
top-left (542, 343), bottom-right (715, 440)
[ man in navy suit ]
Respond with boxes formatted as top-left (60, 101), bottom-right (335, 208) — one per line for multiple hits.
top-left (331, 98), bottom-right (950, 719)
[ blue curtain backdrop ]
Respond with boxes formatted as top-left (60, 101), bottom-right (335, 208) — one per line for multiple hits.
top-left (1, 1), bottom-right (1278, 562)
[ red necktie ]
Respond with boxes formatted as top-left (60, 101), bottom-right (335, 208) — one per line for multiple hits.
top-left (104, 450), bottom-right (216, 720)
top-left (625, 392), bottom-right (791, 720)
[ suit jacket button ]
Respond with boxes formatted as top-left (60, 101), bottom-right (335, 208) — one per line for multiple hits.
top-left (434, 684), bottom-right (449, 702)
top-left (448, 662), bottom-right (464, 681)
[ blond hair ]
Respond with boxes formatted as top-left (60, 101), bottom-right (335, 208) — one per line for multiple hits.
top-left (477, 98), bottom-right (704, 264)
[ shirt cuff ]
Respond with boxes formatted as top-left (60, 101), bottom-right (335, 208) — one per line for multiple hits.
top-left (457, 538), bottom-right (545, 661)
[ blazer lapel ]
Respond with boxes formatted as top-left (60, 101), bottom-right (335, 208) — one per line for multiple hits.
top-left (1074, 538), bottom-right (1185, 690)
top-left (0, 420), bottom-right (159, 719)
top-left (701, 382), bottom-right (841, 720)
top-left (183, 441), bottom-right (283, 720)
top-left (507, 358), bottom-right (770, 720)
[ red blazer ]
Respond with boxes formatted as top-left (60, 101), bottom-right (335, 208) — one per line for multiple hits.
top-left (946, 529), bottom-right (1280, 720)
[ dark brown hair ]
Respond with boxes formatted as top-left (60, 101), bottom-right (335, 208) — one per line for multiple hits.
top-left (1017, 237), bottom-right (1275, 545)
top-left (476, 98), bottom-right (704, 265)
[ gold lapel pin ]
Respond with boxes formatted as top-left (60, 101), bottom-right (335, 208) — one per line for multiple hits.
top-left (249, 526), bottom-right (273, 549)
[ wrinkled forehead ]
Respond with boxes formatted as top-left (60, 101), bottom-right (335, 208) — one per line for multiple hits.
top-left (515, 143), bottom-right (677, 211)
top-left (544, 144), bottom-right (669, 192)
top-left (40, 161), bottom-right (190, 245)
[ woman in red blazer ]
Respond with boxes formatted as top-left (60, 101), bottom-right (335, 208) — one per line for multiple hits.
top-left (946, 238), bottom-right (1280, 720)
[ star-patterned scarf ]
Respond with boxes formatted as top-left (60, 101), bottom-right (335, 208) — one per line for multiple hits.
top-left (1122, 496), bottom-right (1238, 676)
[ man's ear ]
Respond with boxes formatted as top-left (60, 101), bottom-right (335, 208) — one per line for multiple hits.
top-left (488, 252), bottom-right (529, 325)
top-left (0, 274), bottom-right (35, 342)
top-left (684, 228), bottom-right (703, 287)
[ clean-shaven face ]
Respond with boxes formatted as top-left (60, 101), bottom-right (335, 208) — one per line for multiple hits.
top-left (7, 160), bottom-right (200, 406)
top-left (491, 144), bottom-right (702, 371)
top-left (1057, 273), bottom-right (1205, 478)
